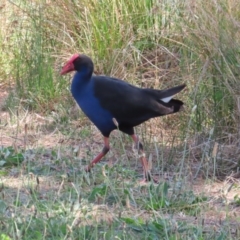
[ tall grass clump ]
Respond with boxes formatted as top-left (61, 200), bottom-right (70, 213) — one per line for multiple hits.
top-left (1, 0), bottom-right (240, 136)
top-left (46, 0), bottom-right (179, 73)
top-left (0, 0), bottom-right (69, 112)
top-left (179, 1), bottom-right (240, 136)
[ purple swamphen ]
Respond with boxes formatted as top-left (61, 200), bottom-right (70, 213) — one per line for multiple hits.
top-left (61, 54), bottom-right (186, 182)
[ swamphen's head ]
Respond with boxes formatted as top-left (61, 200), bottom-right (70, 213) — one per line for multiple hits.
top-left (61, 54), bottom-right (94, 75)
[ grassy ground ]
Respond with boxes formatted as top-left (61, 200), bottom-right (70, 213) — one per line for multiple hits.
top-left (1, 108), bottom-right (240, 239)
top-left (1, 0), bottom-right (240, 239)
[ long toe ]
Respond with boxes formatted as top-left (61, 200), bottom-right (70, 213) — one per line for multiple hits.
top-left (143, 171), bottom-right (159, 183)
top-left (85, 166), bottom-right (91, 172)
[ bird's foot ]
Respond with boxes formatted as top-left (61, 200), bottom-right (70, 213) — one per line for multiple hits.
top-left (140, 177), bottom-right (159, 184)
top-left (85, 166), bottom-right (91, 172)
top-left (141, 171), bottom-right (159, 184)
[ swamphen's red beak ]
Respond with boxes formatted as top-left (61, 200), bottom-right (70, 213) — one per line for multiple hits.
top-left (61, 54), bottom-right (79, 75)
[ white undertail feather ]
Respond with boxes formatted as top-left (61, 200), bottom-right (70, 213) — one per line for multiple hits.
top-left (160, 96), bottom-right (173, 103)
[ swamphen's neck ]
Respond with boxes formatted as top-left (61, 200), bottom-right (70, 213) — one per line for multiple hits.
top-left (70, 56), bottom-right (116, 137)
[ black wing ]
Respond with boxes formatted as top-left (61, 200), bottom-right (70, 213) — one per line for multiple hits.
top-left (93, 76), bottom-right (185, 127)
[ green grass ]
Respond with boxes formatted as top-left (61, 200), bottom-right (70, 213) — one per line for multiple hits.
top-left (0, 145), bottom-right (236, 240)
top-left (0, 114), bottom-right (239, 239)
top-left (1, 0), bottom-right (239, 134)
top-left (1, 0), bottom-right (240, 239)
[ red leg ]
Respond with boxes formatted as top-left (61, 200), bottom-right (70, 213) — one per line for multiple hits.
top-left (131, 134), bottom-right (157, 183)
top-left (85, 137), bottom-right (110, 172)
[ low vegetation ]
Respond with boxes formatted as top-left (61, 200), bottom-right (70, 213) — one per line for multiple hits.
top-left (0, 0), bottom-right (240, 239)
